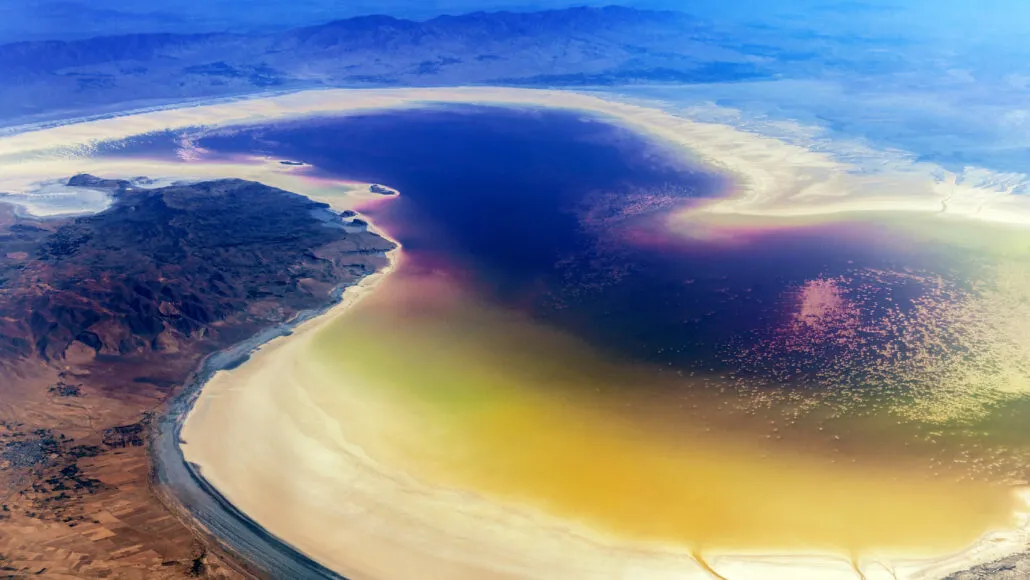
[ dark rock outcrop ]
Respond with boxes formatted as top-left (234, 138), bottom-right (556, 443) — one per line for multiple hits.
top-left (0, 176), bottom-right (394, 366)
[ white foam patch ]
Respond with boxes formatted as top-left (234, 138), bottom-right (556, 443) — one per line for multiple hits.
top-left (0, 181), bottom-right (113, 217)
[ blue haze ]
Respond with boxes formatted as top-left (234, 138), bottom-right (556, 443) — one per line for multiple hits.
top-left (2, 0), bottom-right (1028, 178)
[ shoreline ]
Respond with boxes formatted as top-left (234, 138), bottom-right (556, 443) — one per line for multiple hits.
top-left (151, 203), bottom-right (401, 580)
top-left (171, 207), bottom-right (1030, 580)
top-left (3, 88), bottom-right (1030, 229)
top-left (149, 283), bottom-right (356, 580)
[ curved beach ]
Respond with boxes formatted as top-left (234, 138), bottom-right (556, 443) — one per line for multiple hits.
top-left (174, 230), bottom-right (1030, 580)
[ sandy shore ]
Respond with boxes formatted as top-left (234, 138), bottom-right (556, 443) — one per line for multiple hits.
top-left (178, 244), bottom-right (735, 580)
top-left (178, 200), bottom-right (1029, 580)
top-left (175, 210), bottom-right (402, 576)
top-left (1, 87), bottom-right (1028, 579)
top-left (174, 245), bottom-right (1030, 580)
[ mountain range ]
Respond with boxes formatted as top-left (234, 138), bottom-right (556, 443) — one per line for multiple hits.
top-left (0, 6), bottom-right (778, 126)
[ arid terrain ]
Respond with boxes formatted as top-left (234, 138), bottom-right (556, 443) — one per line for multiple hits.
top-left (0, 176), bottom-right (393, 578)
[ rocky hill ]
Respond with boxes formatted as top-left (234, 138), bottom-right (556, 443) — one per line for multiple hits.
top-left (0, 176), bottom-right (392, 364)
top-left (0, 177), bottom-right (392, 577)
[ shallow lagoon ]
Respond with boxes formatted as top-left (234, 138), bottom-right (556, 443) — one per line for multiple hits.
top-left (182, 106), bottom-right (1030, 566)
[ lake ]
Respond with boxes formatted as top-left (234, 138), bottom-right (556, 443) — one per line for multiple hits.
top-left (168, 105), bottom-right (1030, 567)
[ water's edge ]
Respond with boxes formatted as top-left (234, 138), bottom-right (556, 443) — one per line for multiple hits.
top-left (149, 280), bottom-right (365, 580)
top-left (133, 95), bottom-right (1030, 578)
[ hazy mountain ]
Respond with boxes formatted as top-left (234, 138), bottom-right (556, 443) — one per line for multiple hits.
top-left (0, 6), bottom-right (773, 126)
top-left (0, 0), bottom-right (655, 42)
top-left (0, 3), bottom-right (967, 129)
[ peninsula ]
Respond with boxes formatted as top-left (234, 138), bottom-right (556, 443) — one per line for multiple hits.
top-left (0, 174), bottom-right (393, 577)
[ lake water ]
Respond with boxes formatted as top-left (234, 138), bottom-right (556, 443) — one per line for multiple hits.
top-left (164, 106), bottom-right (1030, 561)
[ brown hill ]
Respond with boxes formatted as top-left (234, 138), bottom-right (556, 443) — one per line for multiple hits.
top-left (0, 176), bottom-right (392, 578)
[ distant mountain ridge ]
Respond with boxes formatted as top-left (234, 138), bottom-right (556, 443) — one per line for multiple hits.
top-left (0, 33), bottom-right (233, 74)
top-left (3, 6), bottom-right (693, 66)
top-left (0, 5), bottom-right (771, 126)
top-left (284, 5), bottom-right (684, 45)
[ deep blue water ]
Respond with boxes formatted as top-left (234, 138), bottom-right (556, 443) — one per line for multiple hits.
top-left (182, 106), bottom-right (946, 374)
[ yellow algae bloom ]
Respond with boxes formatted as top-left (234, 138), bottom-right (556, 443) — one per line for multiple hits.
top-left (304, 271), bottom-right (1019, 560)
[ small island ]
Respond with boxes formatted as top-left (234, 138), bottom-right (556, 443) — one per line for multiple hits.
top-left (370, 184), bottom-right (398, 196)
